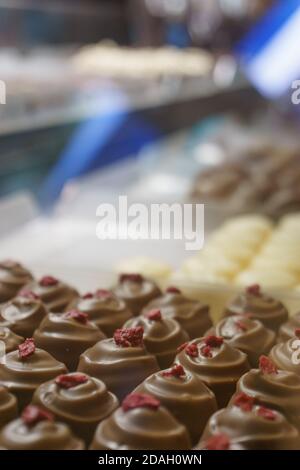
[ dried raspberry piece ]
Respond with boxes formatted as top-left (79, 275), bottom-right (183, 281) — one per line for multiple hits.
top-left (114, 327), bottom-right (144, 348)
top-left (246, 284), bottom-right (261, 296)
top-left (19, 290), bottom-right (40, 300)
top-left (204, 434), bottom-right (230, 451)
top-left (204, 335), bottom-right (223, 348)
top-left (200, 345), bottom-right (212, 358)
top-left (19, 338), bottom-right (35, 359)
top-left (82, 292), bottom-right (94, 299)
top-left (146, 309), bottom-right (162, 321)
top-left (295, 328), bottom-right (300, 338)
top-left (39, 276), bottom-right (59, 287)
top-left (166, 286), bottom-right (181, 294)
top-left (95, 289), bottom-right (112, 299)
top-left (235, 320), bottom-right (248, 331)
top-left (64, 310), bottom-right (88, 324)
top-left (122, 393), bottom-right (160, 412)
top-left (233, 392), bottom-right (254, 412)
top-left (55, 374), bottom-right (88, 389)
top-left (21, 405), bottom-right (53, 426)
top-left (162, 364), bottom-right (185, 378)
top-left (120, 273), bottom-right (143, 283)
top-left (257, 406), bottom-right (277, 421)
top-left (177, 342), bottom-right (188, 353)
top-left (259, 355), bottom-right (278, 375)
top-left (185, 343), bottom-right (198, 358)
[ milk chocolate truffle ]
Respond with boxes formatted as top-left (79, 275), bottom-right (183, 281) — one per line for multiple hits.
top-left (176, 336), bottom-right (250, 408)
top-left (32, 373), bottom-right (118, 445)
top-left (23, 275), bottom-right (78, 313)
top-left (208, 315), bottom-right (276, 367)
top-left (201, 393), bottom-right (300, 450)
top-left (0, 327), bottom-right (23, 353)
top-left (78, 327), bottom-right (159, 400)
top-left (0, 338), bottom-right (67, 410)
top-left (90, 393), bottom-right (191, 450)
top-left (224, 284), bottom-right (289, 332)
top-left (232, 356), bottom-right (300, 431)
top-left (0, 405), bottom-right (84, 450)
top-left (34, 310), bottom-right (105, 371)
top-left (113, 274), bottom-right (161, 316)
top-left (269, 333), bottom-right (300, 376)
top-left (135, 364), bottom-right (217, 445)
top-left (68, 289), bottom-right (132, 337)
top-left (124, 309), bottom-right (188, 369)
top-left (0, 386), bottom-right (17, 428)
top-left (0, 260), bottom-right (33, 303)
top-left (278, 313), bottom-right (300, 342)
top-left (142, 287), bottom-right (212, 339)
top-left (0, 290), bottom-right (47, 338)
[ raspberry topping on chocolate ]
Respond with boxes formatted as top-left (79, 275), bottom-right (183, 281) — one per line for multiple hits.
top-left (120, 273), bottom-right (144, 283)
top-left (162, 364), bottom-right (185, 378)
top-left (122, 393), bottom-right (160, 412)
top-left (257, 406), bottom-right (277, 421)
top-left (246, 284), bottom-right (261, 296)
top-left (235, 320), bottom-right (248, 331)
top-left (95, 289), bottom-right (112, 299)
top-left (233, 392), bottom-right (254, 412)
top-left (200, 345), bottom-right (212, 358)
top-left (82, 292), bottom-right (93, 299)
top-left (259, 355), bottom-right (278, 375)
top-left (39, 276), bottom-right (59, 287)
top-left (185, 343), bottom-right (198, 358)
top-left (204, 433), bottom-right (231, 450)
top-left (18, 338), bottom-right (35, 359)
top-left (204, 335), bottom-right (224, 348)
top-left (146, 309), bottom-right (162, 321)
top-left (295, 328), bottom-right (300, 338)
top-left (114, 327), bottom-right (144, 348)
top-left (21, 405), bottom-right (54, 426)
top-left (166, 286), bottom-right (181, 294)
top-left (19, 289), bottom-right (40, 300)
top-left (64, 310), bottom-right (89, 324)
top-left (55, 373), bottom-right (88, 389)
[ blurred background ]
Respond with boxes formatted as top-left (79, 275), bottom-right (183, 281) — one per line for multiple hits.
top-left (1, 0), bottom-right (300, 280)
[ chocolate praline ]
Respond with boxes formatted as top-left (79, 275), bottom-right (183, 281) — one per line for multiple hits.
top-left (34, 311), bottom-right (106, 371)
top-left (269, 335), bottom-right (300, 376)
top-left (78, 327), bottom-right (159, 401)
top-left (0, 339), bottom-right (67, 410)
top-left (0, 326), bottom-right (23, 353)
top-left (135, 364), bottom-right (217, 445)
top-left (68, 290), bottom-right (132, 337)
top-left (142, 287), bottom-right (212, 339)
top-left (0, 260), bottom-right (33, 303)
top-left (201, 398), bottom-right (300, 450)
top-left (32, 373), bottom-right (119, 445)
top-left (175, 336), bottom-right (250, 408)
top-left (223, 285), bottom-right (289, 332)
top-left (113, 274), bottom-right (161, 316)
top-left (207, 315), bottom-right (276, 367)
top-left (23, 275), bottom-right (78, 313)
top-left (278, 313), bottom-right (300, 342)
top-left (90, 393), bottom-right (191, 450)
top-left (124, 310), bottom-right (188, 369)
top-left (231, 357), bottom-right (300, 432)
top-left (0, 291), bottom-right (47, 338)
top-left (0, 406), bottom-right (84, 450)
top-left (0, 386), bottom-right (18, 429)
